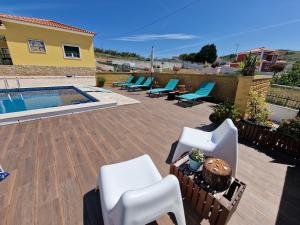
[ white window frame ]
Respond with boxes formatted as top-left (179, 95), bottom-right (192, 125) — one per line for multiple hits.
top-left (62, 44), bottom-right (81, 59)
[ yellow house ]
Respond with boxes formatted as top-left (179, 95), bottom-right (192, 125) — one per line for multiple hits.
top-left (0, 13), bottom-right (96, 76)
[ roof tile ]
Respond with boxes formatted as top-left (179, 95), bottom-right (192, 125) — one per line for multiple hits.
top-left (0, 13), bottom-right (95, 35)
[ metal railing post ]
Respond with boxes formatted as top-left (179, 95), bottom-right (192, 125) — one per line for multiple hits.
top-left (16, 77), bottom-right (21, 89)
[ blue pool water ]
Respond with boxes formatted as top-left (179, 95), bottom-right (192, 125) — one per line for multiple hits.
top-left (0, 86), bottom-right (97, 114)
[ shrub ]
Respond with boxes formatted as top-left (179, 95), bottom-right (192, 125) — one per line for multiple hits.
top-left (96, 76), bottom-right (106, 87)
top-left (173, 66), bottom-right (181, 72)
top-left (274, 61), bottom-right (300, 87)
top-left (245, 91), bottom-right (272, 127)
top-left (211, 101), bottom-right (241, 123)
top-left (211, 62), bottom-right (220, 68)
top-left (241, 52), bottom-right (258, 76)
top-left (277, 117), bottom-right (300, 139)
top-left (270, 64), bottom-right (285, 82)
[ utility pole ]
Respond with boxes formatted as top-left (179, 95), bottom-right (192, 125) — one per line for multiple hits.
top-left (235, 44), bottom-right (240, 55)
top-left (150, 46), bottom-right (154, 89)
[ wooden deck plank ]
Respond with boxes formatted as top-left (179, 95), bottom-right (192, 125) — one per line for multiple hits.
top-left (6, 183), bottom-right (36, 225)
top-left (58, 178), bottom-right (83, 225)
top-left (0, 123), bottom-right (27, 170)
top-left (36, 199), bottom-right (64, 225)
top-left (0, 207), bottom-right (9, 225)
top-left (0, 89), bottom-right (298, 225)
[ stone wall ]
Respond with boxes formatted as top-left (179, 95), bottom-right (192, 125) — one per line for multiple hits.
top-left (96, 72), bottom-right (131, 87)
top-left (139, 72), bottom-right (239, 102)
top-left (97, 72), bottom-right (239, 102)
top-left (250, 76), bottom-right (272, 96)
top-left (234, 75), bottom-right (272, 115)
top-left (96, 72), bottom-right (272, 115)
top-left (0, 65), bottom-right (96, 76)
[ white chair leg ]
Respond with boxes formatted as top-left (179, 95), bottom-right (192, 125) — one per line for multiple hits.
top-left (95, 172), bottom-right (100, 191)
top-left (171, 205), bottom-right (186, 225)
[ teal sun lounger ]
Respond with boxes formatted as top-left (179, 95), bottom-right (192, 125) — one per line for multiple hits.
top-left (112, 75), bottom-right (134, 87)
top-left (178, 81), bottom-right (215, 105)
top-left (121, 76), bottom-right (145, 89)
top-left (147, 79), bottom-right (179, 97)
top-left (127, 77), bottom-right (154, 91)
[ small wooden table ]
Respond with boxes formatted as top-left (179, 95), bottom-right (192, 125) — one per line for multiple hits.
top-left (170, 155), bottom-right (246, 225)
top-left (167, 91), bottom-right (189, 100)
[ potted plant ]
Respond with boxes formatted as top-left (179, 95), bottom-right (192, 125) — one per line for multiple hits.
top-left (96, 76), bottom-right (106, 87)
top-left (241, 52), bottom-right (258, 76)
top-left (245, 91), bottom-right (273, 128)
top-left (210, 101), bottom-right (241, 124)
top-left (188, 148), bottom-right (205, 171)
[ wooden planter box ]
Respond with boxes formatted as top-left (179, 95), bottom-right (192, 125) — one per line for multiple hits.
top-left (235, 120), bottom-right (300, 159)
top-left (170, 155), bottom-right (246, 225)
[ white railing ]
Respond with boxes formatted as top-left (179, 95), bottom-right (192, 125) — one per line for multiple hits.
top-left (16, 77), bottom-right (21, 89)
top-left (3, 77), bottom-right (9, 89)
top-left (2, 77), bottom-right (22, 90)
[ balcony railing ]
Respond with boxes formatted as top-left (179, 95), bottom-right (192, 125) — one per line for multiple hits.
top-left (266, 93), bottom-right (300, 110)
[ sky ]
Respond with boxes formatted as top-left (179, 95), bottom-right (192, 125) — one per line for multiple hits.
top-left (1, 0), bottom-right (300, 58)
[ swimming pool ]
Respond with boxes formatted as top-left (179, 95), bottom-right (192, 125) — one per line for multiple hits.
top-left (0, 86), bottom-right (97, 114)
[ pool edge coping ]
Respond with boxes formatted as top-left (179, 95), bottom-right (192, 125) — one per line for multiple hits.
top-left (0, 85), bottom-right (118, 125)
top-left (0, 101), bottom-right (117, 125)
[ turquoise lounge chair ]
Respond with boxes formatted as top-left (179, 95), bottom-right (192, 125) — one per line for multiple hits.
top-left (178, 81), bottom-right (215, 105)
top-left (112, 75), bottom-right (134, 87)
top-left (147, 79), bottom-right (179, 97)
top-left (121, 76), bottom-right (145, 89)
top-left (127, 77), bottom-right (154, 92)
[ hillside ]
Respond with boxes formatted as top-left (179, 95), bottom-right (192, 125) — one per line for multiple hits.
top-left (94, 48), bottom-right (145, 61)
top-left (220, 53), bottom-right (237, 62)
top-left (279, 50), bottom-right (300, 63)
top-left (220, 50), bottom-right (300, 63)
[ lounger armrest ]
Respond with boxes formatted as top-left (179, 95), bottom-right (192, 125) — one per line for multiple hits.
top-left (110, 175), bottom-right (182, 225)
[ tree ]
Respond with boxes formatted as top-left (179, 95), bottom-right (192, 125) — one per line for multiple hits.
top-left (194, 44), bottom-right (217, 63)
top-left (179, 53), bottom-right (188, 61)
top-left (179, 53), bottom-right (196, 62)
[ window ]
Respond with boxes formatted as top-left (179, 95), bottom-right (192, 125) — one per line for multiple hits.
top-left (0, 48), bottom-right (12, 65)
top-left (28, 39), bottom-right (46, 53)
top-left (63, 44), bottom-right (80, 59)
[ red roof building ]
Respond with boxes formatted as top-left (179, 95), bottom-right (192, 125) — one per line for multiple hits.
top-left (235, 47), bottom-right (287, 72)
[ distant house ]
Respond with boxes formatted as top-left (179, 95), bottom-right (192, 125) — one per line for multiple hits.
top-left (0, 13), bottom-right (96, 76)
top-left (235, 47), bottom-right (287, 72)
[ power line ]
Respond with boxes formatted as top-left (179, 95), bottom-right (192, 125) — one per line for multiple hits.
top-left (101, 0), bottom-right (201, 40)
top-left (156, 18), bottom-right (300, 55)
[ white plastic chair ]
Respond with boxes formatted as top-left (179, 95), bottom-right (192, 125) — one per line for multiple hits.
top-left (98, 154), bottom-right (186, 225)
top-left (172, 119), bottom-right (238, 177)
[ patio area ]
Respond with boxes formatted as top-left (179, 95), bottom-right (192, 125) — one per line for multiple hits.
top-left (0, 88), bottom-right (299, 225)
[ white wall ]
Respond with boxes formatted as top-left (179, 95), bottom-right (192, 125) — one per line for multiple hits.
top-left (268, 103), bottom-right (298, 123)
top-left (182, 61), bottom-right (203, 70)
top-left (108, 58), bottom-right (182, 70)
top-left (219, 66), bottom-right (239, 74)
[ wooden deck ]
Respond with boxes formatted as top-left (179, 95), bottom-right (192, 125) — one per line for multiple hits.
top-left (0, 89), bottom-right (299, 225)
